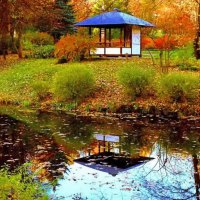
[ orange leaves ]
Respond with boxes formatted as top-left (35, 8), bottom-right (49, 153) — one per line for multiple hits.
top-left (141, 37), bottom-right (155, 50)
top-left (154, 4), bottom-right (196, 45)
top-left (154, 35), bottom-right (178, 50)
top-left (71, 0), bottom-right (92, 21)
top-left (142, 35), bottom-right (178, 51)
top-left (55, 34), bottom-right (76, 60)
top-left (55, 30), bottom-right (97, 61)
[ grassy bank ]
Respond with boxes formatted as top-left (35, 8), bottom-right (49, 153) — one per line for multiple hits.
top-left (0, 58), bottom-right (147, 106)
top-left (0, 58), bottom-right (199, 117)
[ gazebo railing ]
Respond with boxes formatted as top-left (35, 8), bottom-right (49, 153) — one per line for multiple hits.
top-left (96, 41), bottom-right (130, 48)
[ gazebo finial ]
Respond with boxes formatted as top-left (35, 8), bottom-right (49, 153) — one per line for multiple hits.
top-left (113, 8), bottom-right (121, 12)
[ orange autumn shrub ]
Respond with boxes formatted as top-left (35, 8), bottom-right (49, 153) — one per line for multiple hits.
top-left (141, 37), bottom-right (155, 49)
top-left (142, 35), bottom-right (178, 51)
top-left (55, 30), bottom-right (96, 62)
top-left (154, 34), bottom-right (178, 50)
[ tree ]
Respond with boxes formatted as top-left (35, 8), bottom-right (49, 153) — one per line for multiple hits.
top-left (0, 0), bottom-right (54, 59)
top-left (51, 0), bottom-right (75, 42)
top-left (71, 0), bottom-right (92, 21)
top-left (12, 0), bottom-right (55, 58)
top-left (92, 0), bottom-right (130, 15)
top-left (194, 0), bottom-right (200, 59)
top-left (128, 0), bottom-right (164, 21)
top-left (32, 3), bottom-right (58, 34)
top-left (0, 0), bottom-right (10, 59)
top-left (144, 3), bottom-right (196, 71)
top-left (129, 0), bottom-right (199, 60)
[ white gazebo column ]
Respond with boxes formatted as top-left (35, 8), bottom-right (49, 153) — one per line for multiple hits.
top-left (132, 28), bottom-right (141, 56)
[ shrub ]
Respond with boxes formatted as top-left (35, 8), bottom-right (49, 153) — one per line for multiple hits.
top-left (158, 72), bottom-right (200, 102)
top-left (53, 65), bottom-right (95, 102)
top-left (0, 36), bottom-right (19, 54)
top-left (177, 63), bottom-right (198, 71)
top-left (24, 31), bottom-right (54, 46)
top-left (0, 165), bottom-right (48, 200)
top-left (173, 44), bottom-right (194, 63)
top-left (117, 66), bottom-right (155, 98)
top-left (142, 37), bottom-right (155, 50)
top-left (31, 81), bottom-right (51, 100)
top-left (57, 56), bottom-right (68, 64)
top-left (32, 45), bottom-right (55, 58)
top-left (23, 39), bottom-right (34, 51)
top-left (154, 35), bottom-right (178, 50)
top-left (55, 30), bottom-right (96, 62)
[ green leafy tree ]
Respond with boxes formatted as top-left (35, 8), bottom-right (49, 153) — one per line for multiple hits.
top-left (51, 0), bottom-right (75, 41)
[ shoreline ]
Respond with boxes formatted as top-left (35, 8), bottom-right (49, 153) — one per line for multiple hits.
top-left (1, 102), bottom-right (200, 126)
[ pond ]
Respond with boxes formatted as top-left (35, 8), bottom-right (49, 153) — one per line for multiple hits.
top-left (0, 107), bottom-right (199, 200)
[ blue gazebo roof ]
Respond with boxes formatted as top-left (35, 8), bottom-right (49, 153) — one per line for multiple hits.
top-left (75, 9), bottom-right (154, 28)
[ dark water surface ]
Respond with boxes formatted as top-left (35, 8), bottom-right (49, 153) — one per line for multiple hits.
top-left (0, 107), bottom-right (199, 200)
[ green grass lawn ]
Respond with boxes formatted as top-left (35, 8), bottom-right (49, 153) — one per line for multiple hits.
top-left (0, 58), bottom-right (148, 106)
top-left (143, 47), bottom-right (200, 68)
top-left (0, 59), bottom-right (58, 104)
top-left (0, 57), bottom-right (199, 116)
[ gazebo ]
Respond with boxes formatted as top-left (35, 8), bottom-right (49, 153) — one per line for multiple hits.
top-left (75, 8), bottom-right (154, 57)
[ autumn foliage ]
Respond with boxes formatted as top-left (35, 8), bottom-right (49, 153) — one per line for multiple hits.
top-left (142, 35), bottom-right (178, 51)
top-left (55, 30), bottom-right (97, 62)
top-left (154, 35), bottom-right (178, 50)
top-left (142, 37), bottom-right (155, 49)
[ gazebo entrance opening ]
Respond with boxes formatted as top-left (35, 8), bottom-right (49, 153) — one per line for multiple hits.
top-left (90, 25), bottom-right (141, 56)
top-left (96, 26), bottom-right (131, 48)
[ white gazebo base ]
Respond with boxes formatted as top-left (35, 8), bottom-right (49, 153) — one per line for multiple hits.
top-left (90, 47), bottom-right (141, 56)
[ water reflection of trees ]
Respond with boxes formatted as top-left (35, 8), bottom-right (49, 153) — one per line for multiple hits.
top-left (121, 123), bottom-right (157, 157)
top-left (0, 114), bottom-right (70, 183)
top-left (139, 125), bottom-right (200, 200)
top-left (0, 107), bottom-right (200, 199)
top-left (0, 112), bottom-right (96, 184)
top-left (0, 115), bottom-right (26, 169)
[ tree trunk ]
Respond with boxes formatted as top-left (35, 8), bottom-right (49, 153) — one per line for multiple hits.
top-left (167, 50), bottom-right (170, 67)
top-left (10, 22), bottom-right (17, 54)
top-left (1, 36), bottom-right (7, 60)
top-left (194, 2), bottom-right (200, 59)
top-left (17, 24), bottom-right (23, 59)
top-left (192, 154), bottom-right (200, 200)
top-left (147, 49), bottom-right (155, 66)
top-left (160, 50), bottom-right (164, 72)
top-left (194, 31), bottom-right (200, 59)
top-left (0, 0), bottom-right (9, 60)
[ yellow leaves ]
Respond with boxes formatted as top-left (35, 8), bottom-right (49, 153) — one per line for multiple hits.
top-left (71, 0), bottom-right (92, 21)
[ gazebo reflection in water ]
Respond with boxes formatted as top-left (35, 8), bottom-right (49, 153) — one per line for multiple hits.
top-left (75, 134), bottom-right (154, 176)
